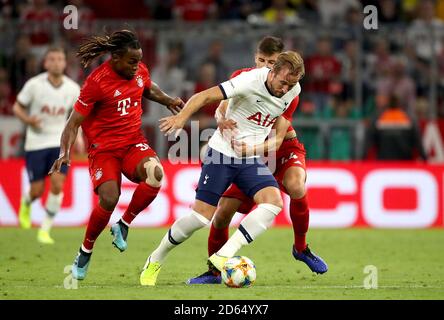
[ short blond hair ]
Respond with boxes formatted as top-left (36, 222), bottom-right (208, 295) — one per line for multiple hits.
top-left (272, 51), bottom-right (305, 79)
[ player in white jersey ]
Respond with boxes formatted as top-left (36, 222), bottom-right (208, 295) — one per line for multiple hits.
top-left (140, 51), bottom-right (305, 286)
top-left (13, 47), bottom-right (81, 244)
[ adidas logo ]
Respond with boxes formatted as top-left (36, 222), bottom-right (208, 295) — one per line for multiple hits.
top-left (114, 89), bottom-right (122, 97)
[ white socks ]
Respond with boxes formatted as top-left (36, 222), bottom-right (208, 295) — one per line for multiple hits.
top-left (148, 203), bottom-right (281, 265)
top-left (150, 210), bottom-right (210, 264)
top-left (40, 192), bottom-right (63, 232)
top-left (217, 203), bottom-right (281, 257)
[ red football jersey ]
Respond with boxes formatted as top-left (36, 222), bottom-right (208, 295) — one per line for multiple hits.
top-left (304, 55), bottom-right (341, 93)
top-left (174, 0), bottom-right (215, 21)
top-left (21, 6), bottom-right (57, 45)
top-left (229, 67), bottom-right (254, 79)
top-left (230, 67), bottom-right (299, 132)
top-left (74, 60), bottom-right (152, 155)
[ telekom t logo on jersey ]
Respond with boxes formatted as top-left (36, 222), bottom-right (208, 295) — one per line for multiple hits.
top-left (117, 98), bottom-right (132, 116)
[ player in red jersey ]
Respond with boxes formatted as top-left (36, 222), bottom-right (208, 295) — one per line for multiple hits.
top-left (49, 30), bottom-right (184, 280)
top-left (187, 36), bottom-right (327, 284)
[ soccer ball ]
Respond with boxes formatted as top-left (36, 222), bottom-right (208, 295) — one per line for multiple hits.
top-left (221, 256), bottom-right (256, 288)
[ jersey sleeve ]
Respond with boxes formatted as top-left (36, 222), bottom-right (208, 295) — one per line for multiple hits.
top-left (218, 70), bottom-right (255, 100)
top-left (229, 69), bottom-right (243, 79)
top-left (16, 79), bottom-right (35, 107)
top-left (73, 78), bottom-right (101, 117)
top-left (282, 95), bottom-right (299, 121)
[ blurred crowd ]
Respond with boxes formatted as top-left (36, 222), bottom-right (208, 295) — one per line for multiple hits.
top-left (2, 0), bottom-right (444, 23)
top-left (0, 0), bottom-right (443, 160)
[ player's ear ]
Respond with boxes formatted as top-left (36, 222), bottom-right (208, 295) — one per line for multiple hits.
top-left (43, 59), bottom-right (49, 71)
top-left (269, 69), bottom-right (276, 80)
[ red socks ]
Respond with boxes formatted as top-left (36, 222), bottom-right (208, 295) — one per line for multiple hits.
top-left (82, 204), bottom-right (113, 251)
top-left (82, 183), bottom-right (160, 252)
top-left (206, 195), bottom-right (310, 256)
top-left (121, 182), bottom-right (160, 225)
top-left (290, 195), bottom-right (310, 253)
top-left (208, 223), bottom-right (229, 256)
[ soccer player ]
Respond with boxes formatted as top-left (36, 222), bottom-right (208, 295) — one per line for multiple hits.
top-left (187, 37), bottom-right (328, 284)
top-left (140, 51), bottom-right (305, 286)
top-left (13, 47), bottom-right (81, 245)
top-left (49, 30), bottom-right (184, 280)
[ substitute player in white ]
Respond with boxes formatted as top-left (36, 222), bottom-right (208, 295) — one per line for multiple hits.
top-left (13, 47), bottom-right (81, 244)
top-left (140, 51), bottom-right (304, 285)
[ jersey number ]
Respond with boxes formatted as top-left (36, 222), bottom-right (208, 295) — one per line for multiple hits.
top-left (136, 143), bottom-right (150, 151)
top-left (281, 152), bottom-right (298, 165)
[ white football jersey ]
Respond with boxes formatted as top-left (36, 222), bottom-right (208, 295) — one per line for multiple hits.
top-left (17, 72), bottom-right (80, 151)
top-left (208, 67), bottom-right (301, 158)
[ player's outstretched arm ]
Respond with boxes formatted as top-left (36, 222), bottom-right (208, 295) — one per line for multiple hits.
top-left (49, 110), bottom-right (85, 174)
top-left (233, 116), bottom-right (290, 157)
top-left (143, 81), bottom-right (184, 115)
top-left (159, 85), bottom-right (225, 136)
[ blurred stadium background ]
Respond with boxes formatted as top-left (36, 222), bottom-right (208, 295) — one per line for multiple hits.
top-left (1, 0), bottom-right (444, 301)
top-left (1, 0), bottom-right (444, 228)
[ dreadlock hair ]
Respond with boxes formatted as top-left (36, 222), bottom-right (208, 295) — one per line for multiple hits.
top-left (77, 30), bottom-right (141, 68)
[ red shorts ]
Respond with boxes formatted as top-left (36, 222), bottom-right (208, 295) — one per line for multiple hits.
top-left (274, 137), bottom-right (306, 187)
top-left (88, 141), bottom-right (157, 192)
top-left (222, 137), bottom-right (306, 214)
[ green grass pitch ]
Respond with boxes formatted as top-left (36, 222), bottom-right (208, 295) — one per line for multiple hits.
top-left (1, 227), bottom-right (443, 300)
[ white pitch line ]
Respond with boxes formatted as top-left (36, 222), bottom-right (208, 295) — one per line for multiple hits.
top-left (4, 284), bottom-right (444, 290)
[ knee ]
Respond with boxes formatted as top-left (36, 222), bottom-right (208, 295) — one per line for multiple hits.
top-left (191, 200), bottom-right (216, 221)
top-left (284, 176), bottom-right (306, 200)
top-left (142, 158), bottom-right (164, 188)
top-left (30, 188), bottom-right (44, 200)
top-left (255, 188), bottom-right (283, 209)
top-left (99, 190), bottom-right (120, 210)
top-left (261, 193), bottom-right (283, 209)
top-left (154, 165), bottom-right (164, 183)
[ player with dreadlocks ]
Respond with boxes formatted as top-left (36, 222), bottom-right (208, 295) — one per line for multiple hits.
top-left (50, 29), bottom-right (184, 280)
